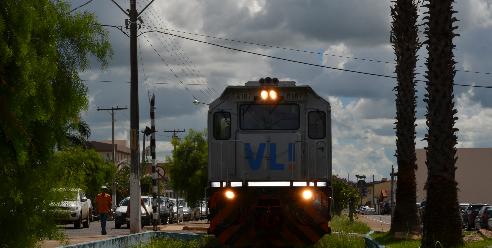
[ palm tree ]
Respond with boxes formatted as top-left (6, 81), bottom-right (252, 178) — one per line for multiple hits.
top-left (65, 118), bottom-right (91, 147)
top-left (421, 0), bottom-right (463, 246)
top-left (390, 0), bottom-right (420, 235)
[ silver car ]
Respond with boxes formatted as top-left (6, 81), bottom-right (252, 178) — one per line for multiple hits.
top-left (53, 188), bottom-right (92, 229)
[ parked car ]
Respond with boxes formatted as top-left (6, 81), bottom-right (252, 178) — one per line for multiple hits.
top-left (474, 205), bottom-right (492, 230)
top-left (53, 188), bottom-right (92, 229)
top-left (167, 198), bottom-right (181, 223)
top-left (460, 203), bottom-right (470, 228)
top-left (114, 196), bottom-right (153, 228)
top-left (488, 218), bottom-right (492, 230)
top-left (465, 204), bottom-right (489, 230)
top-left (198, 200), bottom-right (208, 220)
top-left (156, 196), bottom-right (172, 224)
top-left (180, 199), bottom-right (192, 221)
top-left (358, 205), bottom-right (376, 215)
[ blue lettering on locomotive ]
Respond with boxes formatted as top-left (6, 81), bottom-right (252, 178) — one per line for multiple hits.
top-left (268, 143), bottom-right (284, 170)
top-left (244, 143), bottom-right (265, 170)
top-left (245, 143), bottom-right (295, 170)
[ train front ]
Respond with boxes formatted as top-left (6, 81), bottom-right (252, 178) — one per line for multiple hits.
top-left (207, 78), bottom-right (332, 247)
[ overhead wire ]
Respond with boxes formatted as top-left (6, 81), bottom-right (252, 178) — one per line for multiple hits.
top-left (140, 16), bottom-right (213, 102)
top-left (140, 23), bottom-right (492, 77)
top-left (144, 12), bottom-right (218, 101)
top-left (140, 34), bottom-right (208, 101)
top-left (70, 0), bottom-right (94, 13)
top-left (143, 6), bottom-right (220, 98)
top-left (141, 29), bottom-right (492, 89)
top-left (136, 1), bottom-right (213, 103)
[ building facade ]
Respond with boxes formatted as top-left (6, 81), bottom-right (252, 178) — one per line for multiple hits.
top-left (416, 148), bottom-right (492, 204)
top-left (361, 178), bottom-right (394, 212)
top-left (87, 140), bottom-right (130, 167)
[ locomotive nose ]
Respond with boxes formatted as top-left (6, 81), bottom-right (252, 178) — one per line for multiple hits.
top-left (254, 198), bottom-right (282, 230)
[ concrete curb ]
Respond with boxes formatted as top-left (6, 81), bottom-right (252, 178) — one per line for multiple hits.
top-left (364, 230), bottom-right (385, 248)
top-left (59, 231), bottom-right (202, 248)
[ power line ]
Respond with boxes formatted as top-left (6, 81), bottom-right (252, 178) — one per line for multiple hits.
top-left (142, 28), bottom-right (492, 89)
top-left (136, 6), bottom-right (214, 102)
top-left (140, 34), bottom-right (206, 102)
top-left (70, 0), bottom-right (94, 13)
top-left (140, 24), bottom-right (492, 77)
top-left (140, 6), bottom-right (220, 97)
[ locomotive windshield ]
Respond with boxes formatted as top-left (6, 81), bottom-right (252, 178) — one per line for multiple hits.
top-left (240, 104), bottom-right (299, 130)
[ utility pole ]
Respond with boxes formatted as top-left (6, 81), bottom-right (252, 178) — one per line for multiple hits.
top-left (372, 175), bottom-right (376, 213)
top-left (164, 129), bottom-right (185, 223)
top-left (164, 129), bottom-right (186, 151)
top-left (97, 106), bottom-right (127, 209)
top-left (390, 165), bottom-right (397, 221)
top-left (355, 174), bottom-right (366, 206)
top-left (150, 94), bottom-right (159, 230)
top-left (142, 126), bottom-right (152, 164)
top-left (109, 0), bottom-right (156, 234)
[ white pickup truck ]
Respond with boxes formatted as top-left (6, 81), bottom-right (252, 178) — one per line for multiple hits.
top-left (53, 188), bottom-right (92, 228)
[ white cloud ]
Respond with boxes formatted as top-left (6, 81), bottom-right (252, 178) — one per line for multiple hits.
top-left (70, 0), bottom-right (492, 181)
top-left (330, 96), bottom-right (396, 180)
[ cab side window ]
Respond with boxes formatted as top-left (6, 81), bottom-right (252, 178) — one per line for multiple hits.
top-left (213, 112), bottom-right (231, 140)
top-left (308, 111), bottom-right (326, 139)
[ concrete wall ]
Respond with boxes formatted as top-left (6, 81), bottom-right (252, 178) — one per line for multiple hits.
top-left (416, 148), bottom-right (492, 204)
top-left (60, 232), bottom-right (201, 248)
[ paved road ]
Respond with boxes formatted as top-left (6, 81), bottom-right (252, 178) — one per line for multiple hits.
top-left (358, 214), bottom-right (391, 232)
top-left (41, 220), bottom-right (130, 248)
top-left (63, 220), bottom-right (130, 237)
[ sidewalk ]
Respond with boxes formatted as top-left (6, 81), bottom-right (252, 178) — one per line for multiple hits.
top-left (143, 220), bottom-right (209, 233)
top-left (40, 221), bottom-right (209, 248)
top-left (358, 215), bottom-right (391, 233)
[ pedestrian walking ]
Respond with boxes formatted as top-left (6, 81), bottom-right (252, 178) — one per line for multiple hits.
top-left (95, 186), bottom-right (112, 235)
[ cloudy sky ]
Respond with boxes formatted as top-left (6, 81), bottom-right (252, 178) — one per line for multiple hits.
top-left (72, 0), bottom-right (492, 180)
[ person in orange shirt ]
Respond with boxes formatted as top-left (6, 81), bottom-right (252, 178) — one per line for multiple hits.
top-left (95, 186), bottom-right (112, 235)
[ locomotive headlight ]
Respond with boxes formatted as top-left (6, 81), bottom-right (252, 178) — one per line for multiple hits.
top-left (269, 90), bottom-right (278, 100)
top-left (225, 189), bottom-right (235, 200)
top-left (260, 90), bottom-right (268, 100)
top-left (302, 189), bottom-right (313, 200)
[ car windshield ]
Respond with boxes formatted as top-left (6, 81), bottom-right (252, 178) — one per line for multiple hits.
top-left (470, 205), bottom-right (486, 211)
top-left (62, 190), bottom-right (78, 201)
top-left (142, 198), bottom-right (151, 206)
top-left (119, 198), bottom-right (129, 206)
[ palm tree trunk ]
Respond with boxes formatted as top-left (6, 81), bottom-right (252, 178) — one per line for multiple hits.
top-left (390, 0), bottom-right (420, 235)
top-left (421, 0), bottom-right (463, 247)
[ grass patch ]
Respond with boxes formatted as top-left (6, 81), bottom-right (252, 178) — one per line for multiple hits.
top-left (314, 233), bottom-right (365, 248)
top-left (372, 231), bottom-right (492, 248)
top-left (137, 234), bottom-right (366, 248)
top-left (372, 232), bottom-right (420, 248)
top-left (330, 214), bottom-right (371, 234)
top-left (134, 236), bottom-right (221, 248)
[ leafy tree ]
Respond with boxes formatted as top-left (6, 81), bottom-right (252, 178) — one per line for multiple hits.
top-left (332, 176), bottom-right (359, 220)
top-left (166, 130), bottom-right (208, 207)
top-left (0, 0), bottom-right (111, 247)
top-left (50, 147), bottom-right (115, 200)
top-left (421, 0), bottom-right (463, 246)
top-left (390, 0), bottom-right (420, 234)
top-left (64, 118), bottom-right (92, 148)
top-left (114, 165), bottom-right (130, 204)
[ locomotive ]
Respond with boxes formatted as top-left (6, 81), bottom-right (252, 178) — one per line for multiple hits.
top-left (207, 77), bottom-right (332, 246)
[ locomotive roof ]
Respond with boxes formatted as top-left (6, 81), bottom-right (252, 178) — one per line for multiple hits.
top-left (209, 81), bottom-right (330, 108)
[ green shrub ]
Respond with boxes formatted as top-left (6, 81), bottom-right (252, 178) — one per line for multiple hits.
top-left (331, 215), bottom-right (371, 234)
top-left (315, 233), bottom-right (365, 248)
